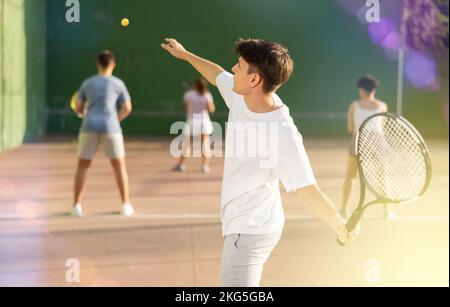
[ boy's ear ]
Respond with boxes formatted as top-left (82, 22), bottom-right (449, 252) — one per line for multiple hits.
top-left (250, 73), bottom-right (263, 89)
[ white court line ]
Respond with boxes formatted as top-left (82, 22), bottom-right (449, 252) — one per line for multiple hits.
top-left (0, 213), bottom-right (448, 222)
top-left (131, 213), bottom-right (218, 220)
top-left (129, 214), bottom-right (449, 223)
top-left (384, 216), bottom-right (450, 222)
top-left (128, 214), bottom-right (315, 220)
top-left (0, 214), bottom-right (18, 219)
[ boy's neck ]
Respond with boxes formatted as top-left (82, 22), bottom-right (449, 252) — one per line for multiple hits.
top-left (98, 69), bottom-right (113, 77)
top-left (244, 91), bottom-right (280, 113)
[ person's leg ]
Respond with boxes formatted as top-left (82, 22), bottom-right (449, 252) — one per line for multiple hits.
top-left (201, 134), bottom-right (211, 173)
top-left (73, 133), bottom-right (99, 210)
top-left (74, 159), bottom-right (93, 205)
top-left (103, 133), bottom-right (130, 204)
top-left (110, 158), bottom-right (130, 204)
top-left (221, 232), bottom-right (282, 287)
top-left (174, 135), bottom-right (192, 171)
top-left (178, 154), bottom-right (187, 166)
top-left (377, 137), bottom-right (395, 221)
top-left (383, 204), bottom-right (396, 220)
top-left (179, 135), bottom-right (191, 166)
top-left (341, 155), bottom-right (358, 218)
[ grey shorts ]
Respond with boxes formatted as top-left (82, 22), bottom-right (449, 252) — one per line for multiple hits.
top-left (77, 133), bottom-right (125, 160)
top-left (221, 231), bottom-right (282, 287)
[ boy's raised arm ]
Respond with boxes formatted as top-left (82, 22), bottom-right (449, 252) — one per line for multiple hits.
top-left (161, 38), bottom-right (226, 86)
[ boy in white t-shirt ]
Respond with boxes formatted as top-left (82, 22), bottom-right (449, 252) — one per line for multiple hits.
top-left (161, 38), bottom-right (359, 287)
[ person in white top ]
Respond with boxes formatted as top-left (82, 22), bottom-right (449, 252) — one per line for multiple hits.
top-left (161, 38), bottom-right (359, 287)
top-left (173, 78), bottom-right (216, 173)
top-left (341, 76), bottom-right (395, 220)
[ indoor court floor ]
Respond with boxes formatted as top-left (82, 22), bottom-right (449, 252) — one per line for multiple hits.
top-left (0, 137), bottom-right (448, 286)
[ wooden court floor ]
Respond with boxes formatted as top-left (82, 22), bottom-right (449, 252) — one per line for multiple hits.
top-left (0, 137), bottom-right (448, 286)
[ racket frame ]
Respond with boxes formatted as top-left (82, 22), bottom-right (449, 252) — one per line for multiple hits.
top-left (339, 113), bottom-right (432, 243)
top-left (356, 113), bottom-right (432, 204)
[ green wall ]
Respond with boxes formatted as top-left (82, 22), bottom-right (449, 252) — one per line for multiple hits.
top-left (0, 0), bottom-right (445, 154)
top-left (40, 0), bottom-right (450, 139)
top-left (0, 0), bottom-right (47, 152)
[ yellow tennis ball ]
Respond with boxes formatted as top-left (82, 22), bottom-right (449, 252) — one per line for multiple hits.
top-left (121, 18), bottom-right (130, 27)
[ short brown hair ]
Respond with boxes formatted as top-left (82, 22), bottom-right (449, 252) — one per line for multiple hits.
top-left (194, 77), bottom-right (208, 95)
top-left (97, 50), bottom-right (116, 69)
top-left (234, 39), bottom-right (294, 93)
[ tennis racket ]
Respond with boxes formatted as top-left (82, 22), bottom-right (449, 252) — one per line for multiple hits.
top-left (338, 113), bottom-right (432, 245)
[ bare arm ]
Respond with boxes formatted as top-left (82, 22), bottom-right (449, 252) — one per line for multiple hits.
top-left (161, 38), bottom-right (225, 86)
top-left (207, 99), bottom-right (216, 113)
top-left (184, 99), bottom-right (189, 113)
top-left (297, 185), bottom-right (345, 234)
top-left (75, 99), bottom-right (86, 117)
top-left (296, 185), bottom-right (359, 244)
top-left (118, 101), bottom-right (132, 122)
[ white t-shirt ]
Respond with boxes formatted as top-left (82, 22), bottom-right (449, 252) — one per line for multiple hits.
top-left (216, 72), bottom-right (317, 236)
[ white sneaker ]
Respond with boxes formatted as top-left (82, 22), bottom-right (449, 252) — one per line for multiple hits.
top-left (383, 206), bottom-right (396, 221)
top-left (384, 211), bottom-right (396, 221)
top-left (201, 164), bottom-right (210, 173)
top-left (70, 203), bottom-right (83, 217)
top-left (121, 203), bottom-right (135, 216)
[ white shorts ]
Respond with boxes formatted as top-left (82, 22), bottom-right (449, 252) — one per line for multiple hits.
top-left (77, 133), bottom-right (125, 160)
top-left (183, 113), bottom-right (213, 136)
top-left (221, 231), bottom-right (282, 287)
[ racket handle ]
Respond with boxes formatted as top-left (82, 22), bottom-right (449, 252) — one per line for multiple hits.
top-left (346, 209), bottom-right (364, 233)
top-left (337, 209), bottom-right (364, 246)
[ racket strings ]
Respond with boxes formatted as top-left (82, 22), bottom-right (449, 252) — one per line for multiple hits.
top-left (368, 121), bottom-right (425, 199)
top-left (363, 119), bottom-right (426, 199)
top-left (386, 123), bottom-right (426, 198)
top-left (358, 116), bottom-right (427, 201)
top-left (383, 120), bottom-right (426, 197)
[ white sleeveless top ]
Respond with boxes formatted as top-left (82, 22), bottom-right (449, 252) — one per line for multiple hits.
top-left (184, 90), bottom-right (213, 116)
top-left (353, 101), bottom-right (385, 133)
top-left (183, 90), bottom-right (214, 136)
